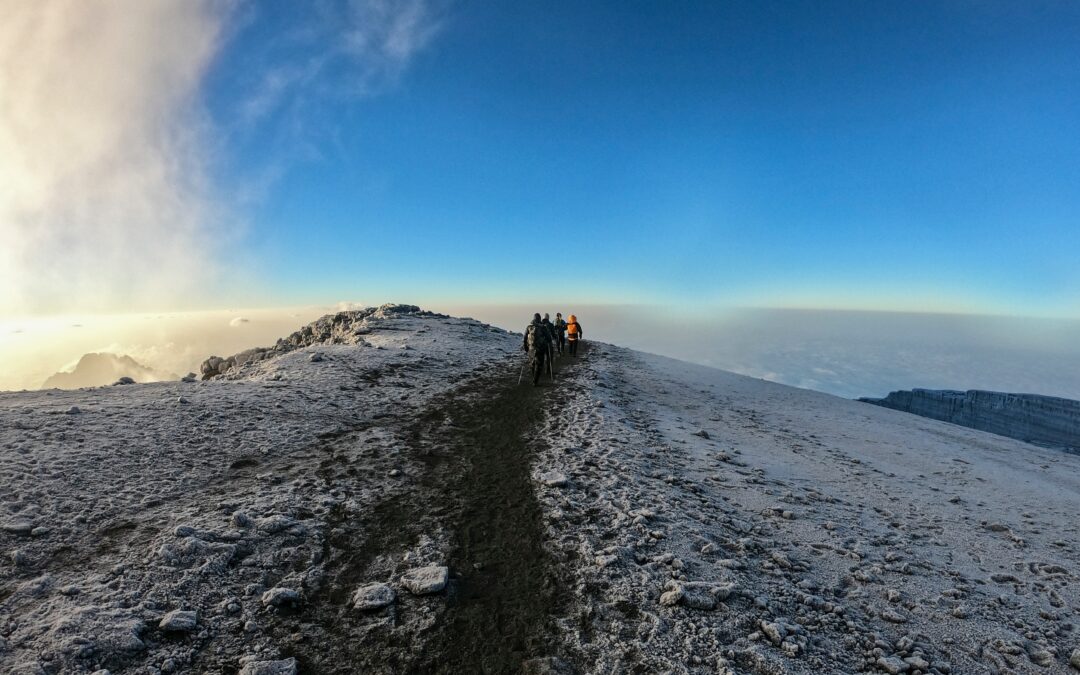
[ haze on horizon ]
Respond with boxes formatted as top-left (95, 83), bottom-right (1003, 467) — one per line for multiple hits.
top-left (2, 1), bottom-right (1079, 394)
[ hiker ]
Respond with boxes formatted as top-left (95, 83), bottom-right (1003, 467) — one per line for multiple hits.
top-left (554, 313), bottom-right (567, 355)
top-left (566, 314), bottom-right (583, 356)
top-left (541, 313), bottom-right (558, 363)
top-left (522, 313), bottom-right (552, 385)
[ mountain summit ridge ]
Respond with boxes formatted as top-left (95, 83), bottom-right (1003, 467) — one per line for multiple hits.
top-left (1, 307), bottom-right (1078, 673)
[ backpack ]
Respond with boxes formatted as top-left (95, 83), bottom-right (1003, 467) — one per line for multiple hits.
top-left (567, 321), bottom-right (580, 337)
top-left (526, 323), bottom-right (550, 351)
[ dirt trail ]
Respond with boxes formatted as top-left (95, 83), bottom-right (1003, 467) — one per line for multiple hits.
top-left (290, 345), bottom-right (587, 674)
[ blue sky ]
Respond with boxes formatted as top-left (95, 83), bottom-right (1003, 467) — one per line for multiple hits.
top-left (4, 1), bottom-right (1079, 317)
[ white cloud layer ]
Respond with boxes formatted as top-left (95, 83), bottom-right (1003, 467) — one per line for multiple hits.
top-left (0, 0), bottom-right (441, 317)
top-left (0, 0), bottom-right (235, 315)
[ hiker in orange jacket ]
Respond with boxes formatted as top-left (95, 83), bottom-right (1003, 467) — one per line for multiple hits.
top-left (566, 314), bottom-right (583, 356)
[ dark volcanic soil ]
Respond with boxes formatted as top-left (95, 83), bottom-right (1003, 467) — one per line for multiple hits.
top-left (289, 346), bottom-right (586, 674)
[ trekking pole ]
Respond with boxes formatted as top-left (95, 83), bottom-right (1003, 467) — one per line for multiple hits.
top-left (517, 358), bottom-right (526, 385)
top-left (548, 346), bottom-right (555, 382)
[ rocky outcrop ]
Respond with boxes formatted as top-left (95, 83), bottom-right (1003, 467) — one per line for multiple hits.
top-left (200, 303), bottom-right (428, 379)
top-left (860, 389), bottom-right (1080, 451)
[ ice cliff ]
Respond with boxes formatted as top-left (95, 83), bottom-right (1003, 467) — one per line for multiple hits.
top-left (860, 388), bottom-right (1080, 451)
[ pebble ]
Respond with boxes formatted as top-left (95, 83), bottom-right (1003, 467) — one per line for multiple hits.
top-left (876, 656), bottom-right (910, 674)
top-left (159, 610), bottom-right (197, 632)
top-left (539, 471), bottom-right (568, 487)
top-left (261, 587), bottom-right (300, 607)
top-left (65, 406), bottom-right (81, 415)
top-left (352, 583), bottom-right (396, 610)
top-left (1, 520), bottom-right (33, 535)
top-left (238, 657), bottom-right (298, 675)
top-left (257, 515), bottom-right (297, 534)
top-left (401, 566), bottom-right (449, 595)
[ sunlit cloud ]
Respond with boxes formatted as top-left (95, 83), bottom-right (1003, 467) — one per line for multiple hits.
top-left (0, 0), bottom-right (235, 316)
top-left (0, 0), bottom-right (443, 317)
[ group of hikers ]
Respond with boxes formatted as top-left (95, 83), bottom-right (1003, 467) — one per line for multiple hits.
top-left (522, 312), bottom-right (583, 386)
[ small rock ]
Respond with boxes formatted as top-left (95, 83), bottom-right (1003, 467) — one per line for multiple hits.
top-left (177, 397), bottom-right (189, 404)
top-left (159, 610), bottom-right (197, 632)
top-left (65, 406), bottom-right (81, 414)
top-left (904, 655), bottom-right (930, 670)
top-left (694, 430), bottom-right (710, 439)
top-left (10, 549), bottom-right (29, 566)
top-left (257, 515), bottom-right (297, 534)
top-left (1, 520), bottom-right (33, 535)
top-left (658, 590), bottom-right (682, 606)
top-left (352, 583), bottom-right (395, 610)
top-left (1070, 648), bottom-right (1080, 670)
top-left (876, 656), bottom-right (910, 674)
top-left (760, 621), bottom-right (784, 645)
top-left (309, 353), bottom-right (324, 362)
top-left (231, 512), bottom-right (252, 528)
top-left (113, 377), bottom-right (135, 386)
top-left (238, 658), bottom-right (298, 675)
top-left (401, 566), bottom-right (449, 595)
top-left (389, 469), bottom-right (402, 477)
top-left (522, 656), bottom-right (573, 674)
top-left (261, 587), bottom-right (300, 607)
top-left (539, 471), bottom-right (568, 487)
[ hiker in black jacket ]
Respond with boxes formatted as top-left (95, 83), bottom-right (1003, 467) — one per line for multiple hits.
top-left (523, 313), bottom-right (552, 385)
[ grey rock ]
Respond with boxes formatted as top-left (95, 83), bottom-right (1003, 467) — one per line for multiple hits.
top-left (1, 520), bottom-right (33, 535)
top-left (113, 377), bottom-right (135, 386)
top-left (522, 656), bottom-right (573, 674)
top-left (876, 656), bottom-right (910, 674)
top-left (238, 658), bottom-right (298, 675)
top-left (158, 610), bottom-right (197, 632)
top-left (1070, 648), bottom-right (1080, 670)
top-left (257, 515), bottom-right (297, 534)
top-left (539, 471), bottom-right (568, 487)
top-left (65, 406), bottom-right (81, 414)
top-left (401, 566), bottom-right (449, 595)
top-left (261, 587), bottom-right (300, 606)
top-left (352, 583), bottom-right (395, 610)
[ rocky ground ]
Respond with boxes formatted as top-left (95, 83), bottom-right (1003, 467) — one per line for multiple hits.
top-left (1, 305), bottom-right (1079, 674)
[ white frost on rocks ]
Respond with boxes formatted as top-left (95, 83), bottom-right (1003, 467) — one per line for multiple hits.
top-left (158, 609), bottom-right (197, 631)
top-left (351, 582), bottom-right (396, 610)
top-left (238, 656), bottom-right (298, 675)
top-left (401, 565), bottom-right (449, 595)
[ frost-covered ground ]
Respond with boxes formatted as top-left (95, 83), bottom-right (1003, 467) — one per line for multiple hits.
top-left (2, 306), bottom-right (1079, 674)
top-left (0, 306), bottom-right (521, 674)
top-left (536, 346), bottom-right (1080, 674)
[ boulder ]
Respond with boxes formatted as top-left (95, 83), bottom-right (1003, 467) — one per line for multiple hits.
top-left (401, 566), bottom-right (449, 595)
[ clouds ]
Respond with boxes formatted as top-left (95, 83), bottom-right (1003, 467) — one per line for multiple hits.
top-left (0, 0), bottom-right (234, 315)
top-left (235, 0), bottom-right (443, 128)
top-left (0, 0), bottom-right (443, 316)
